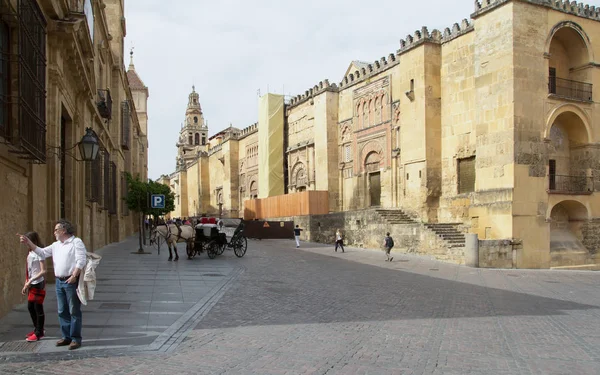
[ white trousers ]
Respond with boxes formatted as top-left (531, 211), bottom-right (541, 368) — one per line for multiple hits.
top-left (295, 235), bottom-right (300, 247)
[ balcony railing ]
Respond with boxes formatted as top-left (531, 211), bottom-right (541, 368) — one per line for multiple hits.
top-left (548, 174), bottom-right (593, 194)
top-left (97, 89), bottom-right (112, 119)
top-left (548, 76), bottom-right (592, 102)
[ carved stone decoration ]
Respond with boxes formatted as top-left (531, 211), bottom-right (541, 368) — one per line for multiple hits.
top-left (364, 151), bottom-right (382, 173)
top-left (392, 101), bottom-right (401, 126)
top-left (353, 76), bottom-right (391, 130)
top-left (291, 162), bottom-right (308, 188)
top-left (359, 139), bottom-right (385, 173)
top-left (339, 121), bottom-right (352, 145)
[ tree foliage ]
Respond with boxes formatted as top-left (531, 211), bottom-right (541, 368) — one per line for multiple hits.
top-left (124, 172), bottom-right (175, 217)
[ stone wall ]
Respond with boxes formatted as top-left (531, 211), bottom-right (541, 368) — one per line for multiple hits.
top-left (478, 239), bottom-right (520, 268)
top-left (582, 219), bottom-right (600, 255)
top-left (271, 210), bottom-right (465, 264)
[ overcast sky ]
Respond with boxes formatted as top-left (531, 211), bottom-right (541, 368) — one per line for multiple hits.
top-left (123, 0), bottom-right (600, 180)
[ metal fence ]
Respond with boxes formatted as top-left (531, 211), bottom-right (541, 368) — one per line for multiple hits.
top-left (549, 76), bottom-right (592, 102)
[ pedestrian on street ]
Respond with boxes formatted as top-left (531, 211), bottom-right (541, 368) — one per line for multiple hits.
top-left (22, 231), bottom-right (46, 342)
top-left (383, 232), bottom-right (394, 262)
top-left (294, 225), bottom-right (303, 248)
top-left (18, 219), bottom-right (87, 350)
top-left (335, 229), bottom-right (345, 253)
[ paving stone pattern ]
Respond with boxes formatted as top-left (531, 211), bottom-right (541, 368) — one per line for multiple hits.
top-left (1, 237), bottom-right (600, 374)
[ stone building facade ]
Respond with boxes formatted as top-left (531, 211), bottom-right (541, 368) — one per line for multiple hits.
top-left (0, 0), bottom-right (148, 318)
top-left (160, 0), bottom-right (600, 269)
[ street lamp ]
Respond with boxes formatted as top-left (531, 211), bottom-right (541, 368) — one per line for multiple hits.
top-left (77, 127), bottom-right (100, 161)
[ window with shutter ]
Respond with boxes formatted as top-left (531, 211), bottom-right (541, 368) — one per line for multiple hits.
top-left (121, 101), bottom-right (130, 149)
top-left (122, 172), bottom-right (129, 216)
top-left (344, 144), bottom-right (351, 162)
top-left (102, 151), bottom-right (110, 209)
top-left (109, 162), bottom-right (117, 214)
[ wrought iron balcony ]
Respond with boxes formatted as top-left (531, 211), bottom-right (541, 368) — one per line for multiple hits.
top-left (548, 76), bottom-right (592, 102)
top-left (548, 174), bottom-right (593, 194)
top-left (97, 89), bottom-right (112, 119)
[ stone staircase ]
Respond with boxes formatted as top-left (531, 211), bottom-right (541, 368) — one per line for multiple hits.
top-left (424, 223), bottom-right (466, 250)
top-left (374, 209), bottom-right (417, 225)
top-left (374, 209), bottom-right (467, 263)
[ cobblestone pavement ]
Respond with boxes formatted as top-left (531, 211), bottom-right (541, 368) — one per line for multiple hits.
top-left (1, 237), bottom-right (600, 374)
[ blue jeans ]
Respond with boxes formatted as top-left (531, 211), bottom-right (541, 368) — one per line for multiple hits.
top-left (56, 279), bottom-right (82, 343)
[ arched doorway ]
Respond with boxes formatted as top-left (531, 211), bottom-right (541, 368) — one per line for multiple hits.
top-left (249, 181), bottom-right (257, 199)
top-left (549, 200), bottom-right (590, 266)
top-left (547, 110), bottom-right (592, 193)
top-left (365, 151), bottom-right (381, 207)
top-left (547, 23), bottom-right (592, 101)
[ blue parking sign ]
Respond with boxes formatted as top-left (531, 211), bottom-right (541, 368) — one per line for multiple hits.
top-left (151, 194), bottom-right (165, 209)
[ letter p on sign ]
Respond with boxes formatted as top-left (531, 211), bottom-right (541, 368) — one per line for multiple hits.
top-left (151, 194), bottom-right (165, 209)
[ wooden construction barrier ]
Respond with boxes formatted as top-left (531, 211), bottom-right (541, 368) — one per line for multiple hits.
top-left (244, 191), bottom-right (329, 220)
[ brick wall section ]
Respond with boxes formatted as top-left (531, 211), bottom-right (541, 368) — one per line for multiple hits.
top-left (581, 219), bottom-right (600, 255)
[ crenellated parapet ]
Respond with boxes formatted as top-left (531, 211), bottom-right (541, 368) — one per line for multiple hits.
top-left (287, 79), bottom-right (338, 108)
top-left (474, 0), bottom-right (600, 21)
top-left (338, 53), bottom-right (399, 90)
top-left (398, 26), bottom-right (443, 54)
top-left (239, 122), bottom-right (258, 138)
top-left (441, 19), bottom-right (474, 43)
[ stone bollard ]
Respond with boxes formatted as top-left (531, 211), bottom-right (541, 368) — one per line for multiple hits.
top-left (465, 233), bottom-right (479, 268)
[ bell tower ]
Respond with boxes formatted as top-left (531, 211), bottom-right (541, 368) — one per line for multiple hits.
top-left (176, 86), bottom-right (209, 167)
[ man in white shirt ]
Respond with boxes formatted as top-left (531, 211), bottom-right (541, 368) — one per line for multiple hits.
top-left (19, 219), bottom-right (87, 350)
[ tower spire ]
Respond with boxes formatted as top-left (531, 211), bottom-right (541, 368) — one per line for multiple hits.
top-left (128, 47), bottom-right (135, 70)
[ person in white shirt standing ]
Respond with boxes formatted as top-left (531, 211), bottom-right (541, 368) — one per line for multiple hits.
top-left (18, 219), bottom-right (87, 350)
top-left (22, 231), bottom-right (46, 342)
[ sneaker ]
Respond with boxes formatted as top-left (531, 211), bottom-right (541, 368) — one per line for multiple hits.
top-left (26, 333), bottom-right (41, 342)
top-left (389, 257), bottom-right (393, 262)
top-left (25, 330), bottom-right (44, 339)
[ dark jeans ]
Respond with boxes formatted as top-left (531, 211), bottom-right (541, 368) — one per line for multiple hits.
top-left (335, 240), bottom-right (344, 252)
top-left (56, 279), bottom-right (82, 344)
top-left (27, 282), bottom-right (45, 336)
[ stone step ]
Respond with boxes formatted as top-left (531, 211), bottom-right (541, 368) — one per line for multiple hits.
top-left (432, 229), bottom-right (463, 234)
top-left (426, 224), bottom-right (461, 228)
top-left (550, 264), bottom-right (600, 271)
top-left (439, 235), bottom-right (465, 240)
top-left (443, 240), bottom-right (466, 245)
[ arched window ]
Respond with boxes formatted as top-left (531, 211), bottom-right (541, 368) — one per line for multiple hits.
top-left (188, 135), bottom-right (193, 145)
top-left (194, 133), bottom-right (200, 145)
top-left (202, 136), bottom-right (206, 145)
top-left (194, 116), bottom-right (198, 123)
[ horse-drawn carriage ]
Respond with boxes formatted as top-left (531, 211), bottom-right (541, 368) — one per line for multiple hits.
top-left (151, 218), bottom-right (247, 261)
top-left (189, 220), bottom-right (247, 259)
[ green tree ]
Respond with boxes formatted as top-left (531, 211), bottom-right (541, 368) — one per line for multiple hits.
top-left (124, 173), bottom-right (175, 251)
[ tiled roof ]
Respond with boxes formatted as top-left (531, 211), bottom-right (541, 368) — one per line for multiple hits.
top-left (126, 67), bottom-right (147, 91)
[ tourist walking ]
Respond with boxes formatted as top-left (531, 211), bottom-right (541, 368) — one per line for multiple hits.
top-left (18, 219), bottom-right (87, 350)
top-left (383, 232), bottom-right (394, 262)
top-left (294, 225), bottom-right (303, 248)
top-left (334, 229), bottom-right (344, 253)
top-left (22, 232), bottom-right (46, 342)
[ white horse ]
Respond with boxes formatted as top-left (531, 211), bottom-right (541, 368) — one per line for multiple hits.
top-left (151, 224), bottom-right (194, 261)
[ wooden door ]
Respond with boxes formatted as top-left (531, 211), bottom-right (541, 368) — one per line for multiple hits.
top-left (369, 172), bottom-right (381, 207)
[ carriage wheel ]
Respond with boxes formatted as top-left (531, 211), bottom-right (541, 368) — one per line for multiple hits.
top-left (216, 243), bottom-right (226, 255)
top-left (207, 241), bottom-right (218, 259)
top-left (233, 237), bottom-right (247, 258)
